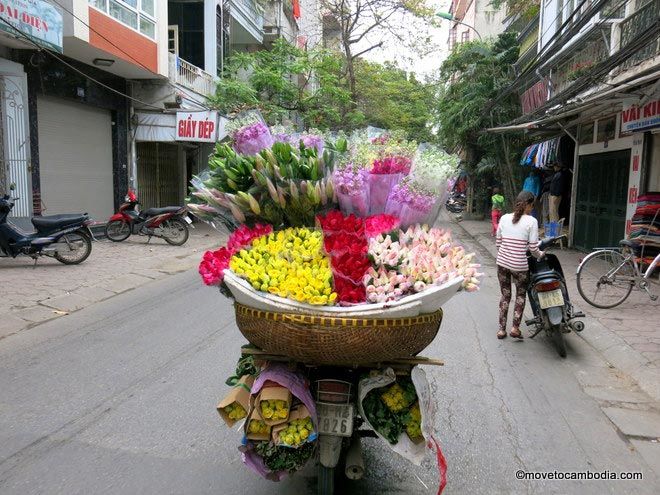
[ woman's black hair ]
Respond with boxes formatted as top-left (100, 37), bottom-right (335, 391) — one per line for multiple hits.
top-left (513, 191), bottom-right (535, 224)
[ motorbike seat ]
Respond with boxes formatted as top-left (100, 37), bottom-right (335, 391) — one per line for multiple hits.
top-left (32, 214), bottom-right (88, 230)
top-left (142, 206), bottom-right (181, 216)
top-left (619, 239), bottom-right (637, 249)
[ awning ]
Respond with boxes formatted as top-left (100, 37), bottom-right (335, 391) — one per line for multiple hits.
top-left (487, 69), bottom-right (660, 135)
top-left (135, 112), bottom-right (176, 142)
top-left (520, 137), bottom-right (561, 169)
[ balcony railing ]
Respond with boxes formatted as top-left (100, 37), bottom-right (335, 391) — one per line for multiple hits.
top-left (168, 53), bottom-right (216, 97)
top-left (618, 0), bottom-right (660, 72)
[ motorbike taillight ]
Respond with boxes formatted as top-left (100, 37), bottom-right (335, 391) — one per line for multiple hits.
top-left (536, 280), bottom-right (561, 292)
top-left (316, 380), bottom-right (352, 404)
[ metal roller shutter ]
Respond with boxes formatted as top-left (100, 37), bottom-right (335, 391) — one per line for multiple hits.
top-left (37, 96), bottom-right (114, 221)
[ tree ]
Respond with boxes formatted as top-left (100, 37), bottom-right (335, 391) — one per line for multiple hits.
top-left (319, 0), bottom-right (435, 105)
top-left (354, 60), bottom-right (434, 142)
top-left (210, 40), bottom-right (437, 141)
top-left (208, 39), bottom-right (354, 129)
top-left (434, 33), bottom-right (526, 209)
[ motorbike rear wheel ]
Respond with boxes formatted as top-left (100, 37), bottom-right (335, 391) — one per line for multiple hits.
top-left (162, 217), bottom-right (189, 246)
top-left (54, 230), bottom-right (92, 265)
top-left (105, 220), bottom-right (131, 242)
top-left (317, 465), bottom-right (335, 495)
top-left (551, 324), bottom-right (567, 358)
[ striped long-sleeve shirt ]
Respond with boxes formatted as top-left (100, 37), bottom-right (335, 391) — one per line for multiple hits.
top-left (495, 213), bottom-right (542, 272)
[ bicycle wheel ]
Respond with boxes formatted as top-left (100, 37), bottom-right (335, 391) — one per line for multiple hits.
top-left (577, 250), bottom-right (635, 308)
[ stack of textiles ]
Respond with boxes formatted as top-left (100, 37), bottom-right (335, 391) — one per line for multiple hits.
top-left (628, 193), bottom-right (660, 266)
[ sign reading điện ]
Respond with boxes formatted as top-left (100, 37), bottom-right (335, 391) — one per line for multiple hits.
top-left (621, 99), bottom-right (660, 133)
top-left (176, 111), bottom-right (219, 143)
top-left (0, 0), bottom-right (63, 52)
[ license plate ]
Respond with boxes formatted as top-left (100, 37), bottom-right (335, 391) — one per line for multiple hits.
top-left (317, 403), bottom-right (353, 437)
top-left (538, 289), bottom-right (564, 309)
top-left (183, 215), bottom-right (192, 224)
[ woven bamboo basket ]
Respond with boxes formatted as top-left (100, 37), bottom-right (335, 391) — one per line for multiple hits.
top-left (234, 303), bottom-right (443, 365)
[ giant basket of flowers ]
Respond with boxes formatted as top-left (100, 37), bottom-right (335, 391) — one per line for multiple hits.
top-left (233, 303), bottom-right (443, 366)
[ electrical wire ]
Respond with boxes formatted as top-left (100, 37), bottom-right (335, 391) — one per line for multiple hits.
top-left (0, 16), bottom-right (165, 110)
top-left (46, 0), bottom-right (213, 111)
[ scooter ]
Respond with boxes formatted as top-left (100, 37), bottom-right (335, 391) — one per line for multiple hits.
top-left (104, 190), bottom-right (191, 246)
top-left (0, 184), bottom-right (93, 265)
top-left (525, 235), bottom-right (585, 357)
top-left (445, 192), bottom-right (466, 213)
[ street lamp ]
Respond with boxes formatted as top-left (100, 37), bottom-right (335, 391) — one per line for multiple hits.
top-left (436, 11), bottom-right (482, 41)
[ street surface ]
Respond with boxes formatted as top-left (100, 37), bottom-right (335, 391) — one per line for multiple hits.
top-left (0, 227), bottom-right (658, 494)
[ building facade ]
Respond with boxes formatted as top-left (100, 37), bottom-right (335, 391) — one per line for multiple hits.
top-left (448, 0), bottom-right (508, 49)
top-left (501, 0), bottom-right (659, 250)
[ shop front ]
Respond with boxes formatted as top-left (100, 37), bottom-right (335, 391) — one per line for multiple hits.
top-left (133, 110), bottom-right (226, 210)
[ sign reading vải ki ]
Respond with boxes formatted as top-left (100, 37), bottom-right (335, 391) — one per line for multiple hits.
top-left (0, 0), bottom-right (63, 52)
top-left (621, 99), bottom-right (660, 133)
top-left (176, 111), bottom-right (219, 142)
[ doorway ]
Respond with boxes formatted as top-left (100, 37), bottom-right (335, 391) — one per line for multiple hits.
top-left (573, 150), bottom-right (630, 250)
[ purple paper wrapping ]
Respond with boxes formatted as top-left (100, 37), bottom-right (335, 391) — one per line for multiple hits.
top-left (241, 364), bottom-right (317, 480)
top-left (337, 189), bottom-right (370, 217)
top-left (368, 173), bottom-right (402, 215)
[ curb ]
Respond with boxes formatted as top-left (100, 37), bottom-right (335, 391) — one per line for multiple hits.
top-left (447, 213), bottom-right (660, 402)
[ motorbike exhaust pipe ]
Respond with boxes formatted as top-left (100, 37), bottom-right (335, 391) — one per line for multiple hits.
top-left (344, 435), bottom-right (365, 480)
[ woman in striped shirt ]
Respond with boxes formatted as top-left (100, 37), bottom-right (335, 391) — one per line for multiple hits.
top-left (495, 191), bottom-right (544, 339)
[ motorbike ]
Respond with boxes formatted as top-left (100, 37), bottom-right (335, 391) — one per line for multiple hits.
top-left (104, 190), bottom-right (191, 246)
top-left (242, 348), bottom-right (443, 495)
top-left (0, 185), bottom-right (93, 265)
top-left (525, 235), bottom-right (585, 357)
top-left (445, 192), bottom-right (466, 213)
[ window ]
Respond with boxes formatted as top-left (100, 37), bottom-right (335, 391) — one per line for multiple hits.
top-left (596, 116), bottom-right (616, 143)
top-left (461, 31), bottom-right (470, 43)
top-left (579, 122), bottom-right (595, 145)
top-left (89, 0), bottom-right (156, 39)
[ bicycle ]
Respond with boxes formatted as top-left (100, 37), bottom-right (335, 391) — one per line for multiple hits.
top-left (576, 240), bottom-right (659, 309)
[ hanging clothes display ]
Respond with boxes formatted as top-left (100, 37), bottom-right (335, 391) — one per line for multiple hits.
top-left (519, 137), bottom-right (561, 169)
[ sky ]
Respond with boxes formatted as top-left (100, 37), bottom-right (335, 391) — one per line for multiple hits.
top-left (361, 0), bottom-right (453, 79)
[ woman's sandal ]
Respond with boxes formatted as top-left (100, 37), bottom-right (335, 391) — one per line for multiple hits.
top-left (509, 329), bottom-right (524, 339)
top-left (497, 330), bottom-right (507, 339)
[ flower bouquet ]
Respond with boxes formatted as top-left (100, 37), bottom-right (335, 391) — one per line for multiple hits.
top-left (385, 179), bottom-right (438, 228)
top-left (333, 165), bottom-right (370, 217)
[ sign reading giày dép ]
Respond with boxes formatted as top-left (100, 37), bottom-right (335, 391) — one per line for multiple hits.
top-left (176, 111), bottom-right (219, 142)
top-left (621, 99), bottom-right (660, 133)
top-left (0, 0), bottom-right (63, 52)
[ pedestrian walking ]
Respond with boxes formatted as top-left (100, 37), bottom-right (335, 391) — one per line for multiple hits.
top-left (495, 191), bottom-right (545, 339)
top-left (491, 187), bottom-right (505, 236)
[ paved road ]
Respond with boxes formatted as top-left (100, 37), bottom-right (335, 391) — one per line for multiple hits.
top-left (0, 231), bottom-right (657, 494)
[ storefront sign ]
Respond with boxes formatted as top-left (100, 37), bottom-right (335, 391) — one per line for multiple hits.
top-left (0, 0), bottom-right (63, 52)
top-left (621, 99), bottom-right (660, 133)
top-left (625, 135), bottom-right (644, 235)
top-left (176, 111), bottom-right (219, 142)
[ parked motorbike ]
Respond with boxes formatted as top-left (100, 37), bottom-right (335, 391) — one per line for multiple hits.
top-left (445, 192), bottom-right (466, 213)
top-left (525, 235), bottom-right (585, 357)
top-left (104, 190), bottom-right (191, 246)
top-left (0, 185), bottom-right (93, 265)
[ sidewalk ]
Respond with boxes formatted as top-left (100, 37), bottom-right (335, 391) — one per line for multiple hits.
top-left (0, 223), bottom-right (225, 340)
top-left (446, 212), bottom-right (660, 401)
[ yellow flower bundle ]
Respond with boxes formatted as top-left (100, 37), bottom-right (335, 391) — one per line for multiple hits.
top-left (260, 399), bottom-right (288, 420)
top-left (229, 227), bottom-right (337, 305)
top-left (380, 383), bottom-right (412, 413)
top-left (279, 417), bottom-right (314, 447)
top-left (222, 402), bottom-right (247, 421)
top-left (248, 418), bottom-right (270, 435)
top-left (405, 402), bottom-right (422, 440)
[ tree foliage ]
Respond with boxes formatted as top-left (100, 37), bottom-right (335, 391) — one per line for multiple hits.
top-left (354, 60), bottom-right (434, 142)
top-left (209, 40), bottom-right (352, 129)
top-left (210, 39), bottom-right (435, 141)
top-left (434, 32), bottom-right (526, 207)
top-left (489, 0), bottom-right (540, 19)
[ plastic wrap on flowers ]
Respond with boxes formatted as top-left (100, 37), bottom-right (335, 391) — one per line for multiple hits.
top-left (333, 166), bottom-right (369, 218)
top-left (386, 180), bottom-right (438, 229)
top-left (368, 173), bottom-right (402, 216)
top-left (241, 364), bottom-right (318, 480)
top-left (233, 121), bottom-right (274, 156)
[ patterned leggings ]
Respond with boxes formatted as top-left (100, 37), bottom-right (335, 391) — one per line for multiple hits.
top-left (497, 266), bottom-right (529, 333)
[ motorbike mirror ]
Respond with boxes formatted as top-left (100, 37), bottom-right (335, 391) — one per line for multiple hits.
top-left (9, 183), bottom-right (16, 191)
